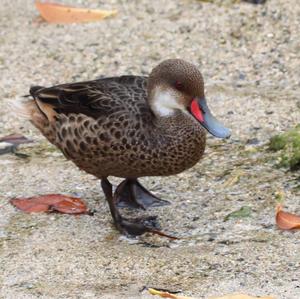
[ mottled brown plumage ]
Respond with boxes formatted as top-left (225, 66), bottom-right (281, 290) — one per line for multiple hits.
top-left (23, 59), bottom-right (230, 236)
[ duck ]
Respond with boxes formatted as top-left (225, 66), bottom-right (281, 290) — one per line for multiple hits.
top-left (21, 59), bottom-right (230, 236)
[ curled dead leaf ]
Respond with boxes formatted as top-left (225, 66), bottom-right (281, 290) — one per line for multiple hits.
top-left (148, 288), bottom-right (275, 299)
top-left (0, 133), bottom-right (33, 156)
top-left (276, 204), bottom-right (300, 230)
top-left (52, 198), bottom-right (87, 214)
top-left (222, 170), bottom-right (243, 188)
top-left (148, 288), bottom-right (195, 299)
top-left (35, 1), bottom-right (117, 24)
top-left (10, 194), bottom-right (88, 215)
top-left (0, 133), bottom-right (32, 145)
top-left (148, 229), bottom-right (179, 240)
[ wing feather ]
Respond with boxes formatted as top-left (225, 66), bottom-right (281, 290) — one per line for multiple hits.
top-left (30, 76), bottom-right (148, 119)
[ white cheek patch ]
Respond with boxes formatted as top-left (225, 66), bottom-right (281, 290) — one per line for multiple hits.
top-left (151, 89), bottom-right (184, 117)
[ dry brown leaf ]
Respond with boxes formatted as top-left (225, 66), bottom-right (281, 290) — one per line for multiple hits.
top-left (35, 1), bottom-right (117, 24)
top-left (148, 288), bottom-right (196, 299)
top-left (10, 194), bottom-right (88, 215)
top-left (148, 289), bottom-right (275, 299)
top-left (0, 133), bottom-right (32, 145)
top-left (147, 229), bottom-right (179, 240)
top-left (276, 204), bottom-right (300, 230)
top-left (222, 170), bottom-right (243, 188)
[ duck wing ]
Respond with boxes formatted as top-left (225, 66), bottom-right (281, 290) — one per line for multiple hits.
top-left (30, 76), bottom-right (149, 119)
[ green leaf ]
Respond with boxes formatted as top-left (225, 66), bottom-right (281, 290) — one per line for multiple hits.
top-left (224, 206), bottom-right (252, 221)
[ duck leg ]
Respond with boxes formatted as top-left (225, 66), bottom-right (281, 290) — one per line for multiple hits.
top-left (101, 178), bottom-right (160, 236)
top-left (115, 178), bottom-right (170, 210)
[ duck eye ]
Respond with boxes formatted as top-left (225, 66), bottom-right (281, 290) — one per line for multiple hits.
top-left (175, 80), bottom-right (184, 91)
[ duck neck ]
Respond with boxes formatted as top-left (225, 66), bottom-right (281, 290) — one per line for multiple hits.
top-left (147, 86), bottom-right (205, 141)
top-left (154, 110), bottom-right (199, 132)
top-left (152, 110), bottom-right (207, 173)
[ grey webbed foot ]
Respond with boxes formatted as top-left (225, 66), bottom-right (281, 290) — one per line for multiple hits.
top-left (115, 179), bottom-right (170, 210)
top-left (101, 178), bottom-right (176, 238)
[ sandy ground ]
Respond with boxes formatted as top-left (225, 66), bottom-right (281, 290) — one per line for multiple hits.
top-left (1, 0), bottom-right (300, 298)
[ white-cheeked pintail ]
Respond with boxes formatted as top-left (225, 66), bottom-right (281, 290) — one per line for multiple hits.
top-left (21, 59), bottom-right (230, 236)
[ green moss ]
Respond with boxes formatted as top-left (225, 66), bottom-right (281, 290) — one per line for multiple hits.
top-left (269, 135), bottom-right (287, 151)
top-left (269, 126), bottom-right (300, 170)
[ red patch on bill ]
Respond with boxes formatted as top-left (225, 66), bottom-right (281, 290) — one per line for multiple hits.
top-left (190, 99), bottom-right (204, 122)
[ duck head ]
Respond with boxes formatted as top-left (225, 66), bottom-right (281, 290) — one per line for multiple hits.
top-left (148, 59), bottom-right (230, 138)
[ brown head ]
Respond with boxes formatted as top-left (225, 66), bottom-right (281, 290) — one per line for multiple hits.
top-left (148, 59), bottom-right (230, 138)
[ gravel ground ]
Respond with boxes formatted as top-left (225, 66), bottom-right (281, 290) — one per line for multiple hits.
top-left (1, 0), bottom-right (300, 298)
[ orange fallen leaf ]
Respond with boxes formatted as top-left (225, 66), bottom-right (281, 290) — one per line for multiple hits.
top-left (148, 288), bottom-right (195, 299)
top-left (148, 289), bottom-right (275, 299)
top-left (276, 204), bottom-right (300, 230)
top-left (148, 229), bottom-right (179, 240)
top-left (10, 194), bottom-right (88, 215)
top-left (35, 1), bottom-right (117, 24)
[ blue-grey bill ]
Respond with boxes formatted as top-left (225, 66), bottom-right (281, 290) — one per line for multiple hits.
top-left (198, 98), bottom-right (231, 139)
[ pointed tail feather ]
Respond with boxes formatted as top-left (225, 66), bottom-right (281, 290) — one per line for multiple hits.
top-left (8, 98), bottom-right (35, 119)
top-left (30, 86), bottom-right (45, 97)
top-left (10, 97), bottom-right (48, 125)
top-left (11, 84), bottom-right (47, 120)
